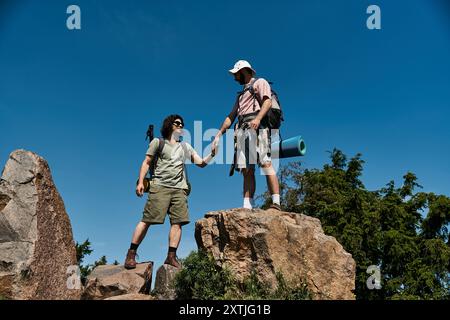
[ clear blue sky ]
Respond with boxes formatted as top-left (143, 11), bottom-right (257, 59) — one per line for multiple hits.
top-left (1, 0), bottom-right (449, 278)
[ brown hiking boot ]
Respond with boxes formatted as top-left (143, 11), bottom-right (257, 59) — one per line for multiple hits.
top-left (124, 249), bottom-right (137, 269)
top-left (164, 252), bottom-right (181, 269)
top-left (269, 203), bottom-right (281, 211)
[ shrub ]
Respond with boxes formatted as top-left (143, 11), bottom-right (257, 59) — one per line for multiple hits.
top-left (174, 250), bottom-right (235, 300)
top-left (174, 250), bottom-right (311, 300)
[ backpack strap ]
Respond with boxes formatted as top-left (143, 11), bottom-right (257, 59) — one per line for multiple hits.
top-left (149, 137), bottom-right (165, 177)
top-left (180, 142), bottom-right (192, 193)
top-left (181, 141), bottom-right (190, 184)
top-left (248, 78), bottom-right (275, 109)
top-left (236, 78), bottom-right (260, 113)
top-left (247, 78), bottom-right (259, 112)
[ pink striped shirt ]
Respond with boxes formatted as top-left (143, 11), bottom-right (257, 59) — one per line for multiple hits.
top-left (228, 78), bottom-right (272, 119)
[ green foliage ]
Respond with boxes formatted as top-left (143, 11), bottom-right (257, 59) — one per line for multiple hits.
top-left (93, 256), bottom-right (107, 268)
top-left (75, 239), bottom-right (93, 265)
top-left (174, 251), bottom-right (311, 300)
top-left (174, 250), bottom-right (235, 300)
top-left (274, 149), bottom-right (450, 300)
top-left (272, 272), bottom-right (311, 300)
top-left (75, 239), bottom-right (109, 284)
top-left (226, 270), bottom-right (271, 300)
top-left (226, 271), bottom-right (311, 300)
top-left (75, 239), bottom-right (93, 283)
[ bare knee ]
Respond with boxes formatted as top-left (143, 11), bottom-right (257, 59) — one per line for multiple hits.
top-left (138, 221), bottom-right (150, 230)
top-left (261, 163), bottom-right (276, 175)
top-left (261, 161), bottom-right (272, 169)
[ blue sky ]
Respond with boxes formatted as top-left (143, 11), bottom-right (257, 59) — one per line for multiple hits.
top-left (1, 0), bottom-right (449, 281)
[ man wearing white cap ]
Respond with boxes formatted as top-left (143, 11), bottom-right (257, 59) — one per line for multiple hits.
top-left (213, 60), bottom-right (281, 210)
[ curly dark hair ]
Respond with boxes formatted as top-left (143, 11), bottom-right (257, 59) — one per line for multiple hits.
top-left (160, 114), bottom-right (184, 139)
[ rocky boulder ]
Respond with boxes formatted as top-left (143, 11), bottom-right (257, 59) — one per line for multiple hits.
top-left (0, 150), bottom-right (81, 300)
top-left (195, 208), bottom-right (356, 300)
top-left (154, 264), bottom-right (180, 300)
top-left (82, 262), bottom-right (153, 300)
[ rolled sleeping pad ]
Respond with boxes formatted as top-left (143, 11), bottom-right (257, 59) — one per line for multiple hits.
top-left (271, 135), bottom-right (306, 159)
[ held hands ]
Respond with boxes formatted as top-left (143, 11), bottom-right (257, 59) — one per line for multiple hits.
top-left (212, 135), bottom-right (221, 153)
top-left (211, 139), bottom-right (218, 157)
top-left (136, 182), bottom-right (145, 197)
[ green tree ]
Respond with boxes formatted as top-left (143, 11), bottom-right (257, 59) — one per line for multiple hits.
top-left (75, 239), bottom-right (93, 283)
top-left (270, 149), bottom-right (450, 300)
top-left (75, 239), bottom-right (109, 284)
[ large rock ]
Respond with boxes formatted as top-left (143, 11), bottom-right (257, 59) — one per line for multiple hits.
top-left (154, 264), bottom-right (180, 300)
top-left (82, 262), bottom-right (153, 300)
top-left (0, 150), bottom-right (81, 300)
top-left (195, 208), bottom-right (356, 300)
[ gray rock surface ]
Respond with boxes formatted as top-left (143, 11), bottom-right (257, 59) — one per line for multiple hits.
top-left (0, 150), bottom-right (81, 300)
top-left (154, 264), bottom-right (180, 300)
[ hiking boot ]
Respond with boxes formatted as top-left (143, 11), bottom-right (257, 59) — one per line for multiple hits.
top-left (124, 249), bottom-right (137, 269)
top-left (269, 203), bottom-right (281, 211)
top-left (164, 252), bottom-right (181, 269)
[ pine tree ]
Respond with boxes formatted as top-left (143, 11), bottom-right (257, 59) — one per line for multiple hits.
top-left (273, 150), bottom-right (450, 300)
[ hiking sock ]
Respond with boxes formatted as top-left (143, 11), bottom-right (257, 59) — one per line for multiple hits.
top-left (271, 194), bottom-right (281, 205)
top-left (168, 246), bottom-right (177, 254)
top-left (130, 243), bottom-right (139, 251)
top-left (243, 197), bottom-right (253, 209)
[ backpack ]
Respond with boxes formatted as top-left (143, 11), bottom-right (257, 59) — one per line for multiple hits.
top-left (244, 78), bottom-right (284, 129)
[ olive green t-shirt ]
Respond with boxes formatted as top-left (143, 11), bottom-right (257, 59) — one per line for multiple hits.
top-left (146, 138), bottom-right (197, 190)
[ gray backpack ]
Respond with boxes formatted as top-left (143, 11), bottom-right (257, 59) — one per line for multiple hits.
top-left (241, 78), bottom-right (284, 129)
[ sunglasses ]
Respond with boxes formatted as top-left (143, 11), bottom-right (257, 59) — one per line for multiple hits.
top-left (173, 121), bottom-right (184, 128)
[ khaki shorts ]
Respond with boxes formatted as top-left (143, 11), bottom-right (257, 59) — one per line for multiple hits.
top-left (236, 127), bottom-right (272, 170)
top-left (142, 183), bottom-right (190, 225)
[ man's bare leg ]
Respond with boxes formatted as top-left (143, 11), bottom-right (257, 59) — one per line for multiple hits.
top-left (262, 163), bottom-right (281, 210)
top-left (131, 221), bottom-right (150, 245)
top-left (168, 224), bottom-right (182, 248)
top-left (165, 224), bottom-right (182, 268)
top-left (125, 221), bottom-right (150, 269)
top-left (243, 168), bottom-right (256, 208)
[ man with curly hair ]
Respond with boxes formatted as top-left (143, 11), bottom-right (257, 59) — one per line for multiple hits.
top-left (124, 114), bottom-right (216, 269)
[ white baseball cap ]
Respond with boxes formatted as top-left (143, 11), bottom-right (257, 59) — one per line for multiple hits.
top-left (229, 60), bottom-right (256, 75)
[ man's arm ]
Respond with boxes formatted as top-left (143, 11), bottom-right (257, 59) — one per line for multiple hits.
top-left (248, 78), bottom-right (273, 130)
top-left (218, 100), bottom-right (238, 136)
top-left (217, 116), bottom-right (233, 136)
top-left (138, 155), bottom-right (152, 183)
top-left (191, 153), bottom-right (214, 168)
top-left (249, 97), bottom-right (272, 130)
top-left (190, 143), bottom-right (217, 168)
top-left (213, 103), bottom-right (238, 149)
top-left (136, 155), bottom-right (152, 197)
